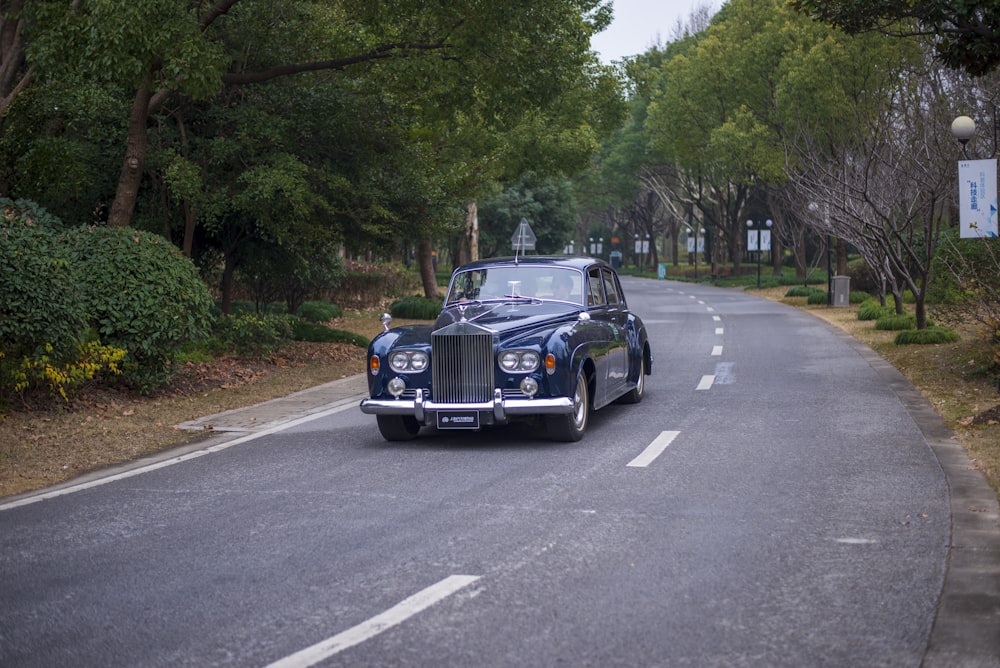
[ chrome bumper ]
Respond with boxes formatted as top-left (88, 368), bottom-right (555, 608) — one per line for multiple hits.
top-left (359, 388), bottom-right (573, 423)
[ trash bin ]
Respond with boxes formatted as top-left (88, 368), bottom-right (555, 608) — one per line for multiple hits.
top-left (832, 275), bottom-right (850, 307)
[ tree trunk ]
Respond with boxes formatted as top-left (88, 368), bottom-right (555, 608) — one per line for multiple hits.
top-left (182, 201), bottom-right (196, 257)
top-left (107, 75), bottom-right (154, 228)
top-left (465, 201), bottom-right (478, 262)
top-left (417, 236), bottom-right (439, 299)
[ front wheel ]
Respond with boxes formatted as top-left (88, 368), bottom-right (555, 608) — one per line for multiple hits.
top-left (376, 415), bottom-right (421, 441)
top-left (546, 371), bottom-right (590, 442)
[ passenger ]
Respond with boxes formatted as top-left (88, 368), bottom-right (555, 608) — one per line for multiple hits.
top-left (552, 273), bottom-right (574, 301)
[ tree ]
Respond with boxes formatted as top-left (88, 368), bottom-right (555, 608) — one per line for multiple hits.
top-left (791, 0), bottom-right (1000, 76)
top-left (788, 46), bottom-right (958, 328)
top-left (477, 174), bottom-right (579, 258)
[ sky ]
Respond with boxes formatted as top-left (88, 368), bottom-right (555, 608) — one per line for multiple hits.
top-left (590, 0), bottom-right (716, 63)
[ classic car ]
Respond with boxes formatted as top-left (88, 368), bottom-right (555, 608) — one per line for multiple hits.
top-left (360, 256), bottom-right (652, 441)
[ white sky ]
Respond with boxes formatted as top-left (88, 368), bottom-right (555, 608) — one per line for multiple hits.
top-left (590, 0), bottom-right (716, 63)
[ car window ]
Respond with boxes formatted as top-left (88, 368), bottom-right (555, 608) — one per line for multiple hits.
top-left (587, 267), bottom-right (606, 306)
top-left (602, 268), bottom-right (621, 306)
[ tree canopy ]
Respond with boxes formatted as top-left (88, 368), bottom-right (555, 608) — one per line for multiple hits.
top-left (791, 0), bottom-right (1000, 75)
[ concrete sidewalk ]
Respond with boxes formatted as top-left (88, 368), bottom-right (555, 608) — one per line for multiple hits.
top-left (178, 373), bottom-right (368, 433)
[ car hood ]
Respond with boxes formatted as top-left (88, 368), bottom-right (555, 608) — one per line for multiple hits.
top-left (433, 301), bottom-right (579, 336)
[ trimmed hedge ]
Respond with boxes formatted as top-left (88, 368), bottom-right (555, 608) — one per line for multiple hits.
top-left (69, 227), bottom-right (215, 392)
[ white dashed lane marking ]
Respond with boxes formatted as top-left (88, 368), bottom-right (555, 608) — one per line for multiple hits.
top-left (266, 575), bottom-right (481, 668)
top-left (628, 431), bottom-right (681, 467)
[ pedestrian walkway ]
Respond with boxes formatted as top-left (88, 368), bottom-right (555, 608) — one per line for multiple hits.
top-left (178, 373), bottom-right (368, 433)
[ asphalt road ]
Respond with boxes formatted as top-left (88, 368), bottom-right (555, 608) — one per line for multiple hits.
top-left (2, 279), bottom-right (998, 667)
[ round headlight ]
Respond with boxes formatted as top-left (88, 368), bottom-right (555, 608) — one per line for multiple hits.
top-left (389, 352), bottom-right (411, 372)
top-left (520, 377), bottom-right (539, 397)
top-left (387, 377), bottom-right (406, 397)
top-left (409, 351), bottom-right (429, 371)
top-left (500, 352), bottom-right (520, 371)
top-left (520, 351), bottom-right (540, 371)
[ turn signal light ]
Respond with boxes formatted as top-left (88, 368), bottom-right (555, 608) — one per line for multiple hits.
top-left (369, 355), bottom-right (380, 375)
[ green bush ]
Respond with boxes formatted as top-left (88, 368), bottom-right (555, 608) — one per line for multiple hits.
top-left (69, 227), bottom-right (215, 392)
top-left (857, 299), bottom-right (894, 321)
top-left (784, 286), bottom-right (819, 298)
top-left (875, 313), bottom-right (917, 331)
top-left (291, 321), bottom-right (369, 347)
top-left (807, 290), bottom-right (829, 305)
top-left (849, 291), bottom-right (871, 304)
top-left (894, 326), bottom-right (960, 345)
top-left (236, 239), bottom-right (344, 315)
top-left (0, 213), bottom-right (87, 363)
top-left (335, 260), bottom-right (422, 309)
top-left (212, 313), bottom-right (295, 359)
top-left (296, 300), bottom-right (342, 323)
top-left (390, 294), bottom-right (443, 319)
top-left (0, 197), bottom-right (67, 231)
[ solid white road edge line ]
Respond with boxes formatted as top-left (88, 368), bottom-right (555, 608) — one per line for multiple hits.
top-left (265, 575), bottom-right (481, 668)
top-left (627, 431), bottom-right (680, 468)
top-left (0, 401), bottom-right (360, 512)
top-left (696, 375), bottom-right (715, 391)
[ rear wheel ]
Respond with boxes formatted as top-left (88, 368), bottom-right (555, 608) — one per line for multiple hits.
top-left (546, 371), bottom-right (590, 442)
top-left (376, 415), bottom-right (421, 441)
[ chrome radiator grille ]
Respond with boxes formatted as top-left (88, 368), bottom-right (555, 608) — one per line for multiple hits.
top-left (432, 330), bottom-right (494, 403)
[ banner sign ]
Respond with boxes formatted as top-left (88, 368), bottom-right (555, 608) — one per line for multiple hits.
top-left (957, 159), bottom-right (999, 238)
top-left (747, 229), bottom-right (771, 252)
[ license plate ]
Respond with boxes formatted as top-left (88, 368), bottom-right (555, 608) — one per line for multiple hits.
top-left (436, 411), bottom-right (480, 429)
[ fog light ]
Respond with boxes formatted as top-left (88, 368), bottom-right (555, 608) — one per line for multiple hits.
top-left (387, 377), bottom-right (406, 397)
top-left (520, 377), bottom-right (539, 397)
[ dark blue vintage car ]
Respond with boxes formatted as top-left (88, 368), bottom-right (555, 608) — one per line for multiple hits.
top-left (360, 256), bottom-right (652, 441)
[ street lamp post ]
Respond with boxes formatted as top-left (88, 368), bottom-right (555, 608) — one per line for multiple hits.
top-left (745, 219), bottom-right (772, 289)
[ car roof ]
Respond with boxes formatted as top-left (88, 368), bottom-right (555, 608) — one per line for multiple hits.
top-left (453, 255), bottom-right (611, 273)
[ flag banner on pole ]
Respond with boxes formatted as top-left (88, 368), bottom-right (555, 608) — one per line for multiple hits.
top-left (957, 159), bottom-right (999, 238)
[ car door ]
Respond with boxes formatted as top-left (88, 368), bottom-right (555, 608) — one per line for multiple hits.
top-left (585, 266), bottom-right (626, 407)
top-left (600, 267), bottom-right (629, 394)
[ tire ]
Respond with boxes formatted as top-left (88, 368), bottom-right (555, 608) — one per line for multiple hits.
top-left (376, 415), bottom-right (421, 441)
top-left (618, 352), bottom-right (646, 405)
top-left (546, 370), bottom-right (590, 442)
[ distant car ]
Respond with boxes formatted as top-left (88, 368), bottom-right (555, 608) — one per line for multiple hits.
top-left (360, 256), bottom-right (652, 441)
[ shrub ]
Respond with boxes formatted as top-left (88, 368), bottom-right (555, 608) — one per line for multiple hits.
top-left (784, 286), bottom-right (816, 297)
top-left (894, 326), bottom-right (960, 345)
top-left (0, 211), bottom-right (87, 363)
top-left (212, 313), bottom-right (294, 359)
top-left (235, 238), bottom-right (344, 315)
top-left (4, 340), bottom-right (126, 403)
top-left (849, 291), bottom-right (871, 304)
top-left (296, 300), bottom-right (342, 323)
top-left (807, 290), bottom-right (829, 305)
top-left (0, 197), bottom-right (67, 231)
top-left (390, 295), bottom-right (443, 319)
top-left (334, 260), bottom-right (422, 309)
top-left (68, 227), bottom-right (215, 392)
top-left (857, 299), bottom-right (894, 321)
top-left (291, 321), bottom-right (369, 347)
top-left (875, 313), bottom-right (917, 331)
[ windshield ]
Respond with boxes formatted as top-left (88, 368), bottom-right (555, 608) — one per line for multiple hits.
top-left (446, 266), bottom-right (584, 306)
